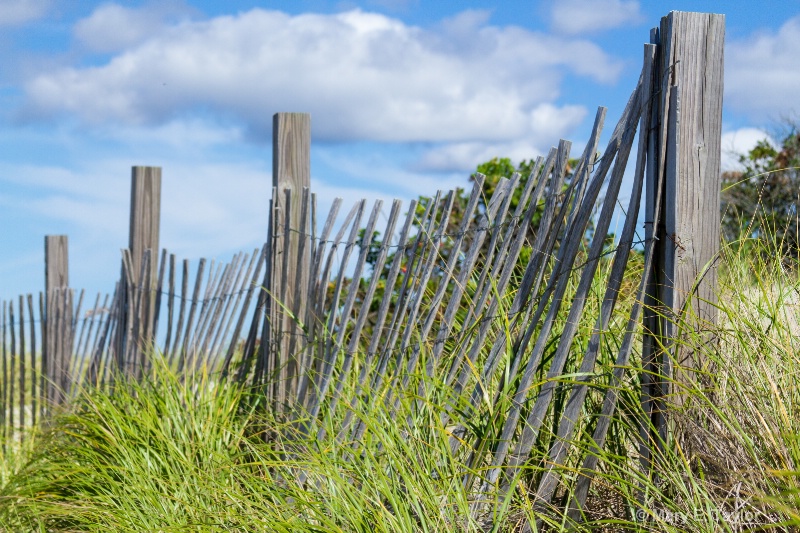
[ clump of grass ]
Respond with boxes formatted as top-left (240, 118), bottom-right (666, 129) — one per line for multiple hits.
top-left (0, 352), bottom-right (500, 531)
top-left (0, 234), bottom-right (798, 532)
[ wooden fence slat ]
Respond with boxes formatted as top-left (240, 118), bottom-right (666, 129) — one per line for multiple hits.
top-left (26, 295), bottom-right (36, 428)
top-left (527, 46), bottom-right (655, 513)
top-left (295, 198), bottom-right (342, 406)
top-left (152, 248), bottom-right (168, 341)
top-left (168, 260), bottom-right (190, 369)
top-left (76, 293), bottom-right (101, 383)
top-left (448, 171), bottom-right (528, 395)
top-left (443, 172), bottom-right (525, 389)
top-left (177, 259), bottom-right (206, 373)
top-left (304, 199), bottom-right (367, 422)
top-left (333, 199), bottom-right (403, 441)
top-left (182, 258), bottom-right (215, 371)
top-left (308, 199), bottom-right (383, 436)
top-left (207, 250), bottom-right (254, 369)
top-left (338, 199), bottom-right (414, 441)
top-left (275, 188), bottom-right (294, 410)
top-left (285, 187), bottom-right (312, 399)
top-left (472, 78), bottom-right (644, 499)
top-left (1, 303), bottom-right (7, 448)
top-left (450, 154), bottom-right (551, 399)
top-left (412, 176), bottom-right (496, 382)
top-left (254, 192), bottom-right (278, 389)
top-left (295, 200), bottom-right (362, 407)
top-left (10, 296), bottom-right (17, 432)
top-left (189, 260), bottom-right (222, 370)
top-left (369, 192), bottom-right (439, 390)
top-left (163, 253), bottom-right (176, 360)
top-left (201, 253), bottom-right (243, 368)
top-left (222, 245), bottom-right (266, 378)
top-left (198, 257), bottom-right (240, 368)
top-left (569, 51), bottom-right (665, 520)
top-left (18, 296), bottom-right (26, 433)
top-left (88, 290), bottom-right (113, 385)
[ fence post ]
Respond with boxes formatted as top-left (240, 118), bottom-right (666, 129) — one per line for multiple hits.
top-left (644, 11), bottom-right (724, 458)
top-left (117, 166), bottom-right (161, 375)
top-left (44, 235), bottom-right (71, 405)
top-left (266, 113), bottom-right (311, 412)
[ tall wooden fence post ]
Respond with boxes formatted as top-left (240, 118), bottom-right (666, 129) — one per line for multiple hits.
top-left (44, 235), bottom-right (71, 405)
top-left (644, 10), bottom-right (724, 461)
top-left (266, 113), bottom-right (311, 413)
top-left (117, 166), bottom-right (161, 376)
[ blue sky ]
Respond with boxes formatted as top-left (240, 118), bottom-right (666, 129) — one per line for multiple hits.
top-left (1, 0), bottom-right (798, 300)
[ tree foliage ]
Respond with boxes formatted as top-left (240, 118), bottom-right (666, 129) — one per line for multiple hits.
top-left (721, 127), bottom-right (800, 255)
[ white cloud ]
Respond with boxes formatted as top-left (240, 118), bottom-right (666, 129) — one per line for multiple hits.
top-left (74, 2), bottom-right (194, 53)
top-left (22, 8), bottom-right (622, 144)
top-left (550, 0), bottom-right (642, 35)
top-left (416, 103), bottom-right (586, 171)
top-left (0, 0), bottom-right (50, 26)
top-left (726, 16), bottom-right (800, 121)
top-left (720, 127), bottom-right (775, 172)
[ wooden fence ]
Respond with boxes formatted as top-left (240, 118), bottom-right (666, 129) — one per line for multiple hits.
top-left (0, 10), bottom-right (723, 525)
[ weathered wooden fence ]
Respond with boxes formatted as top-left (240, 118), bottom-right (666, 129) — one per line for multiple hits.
top-left (0, 10), bottom-right (723, 526)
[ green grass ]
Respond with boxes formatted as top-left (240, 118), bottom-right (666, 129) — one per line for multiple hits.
top-left (0, 235), bottom-right (798, 532)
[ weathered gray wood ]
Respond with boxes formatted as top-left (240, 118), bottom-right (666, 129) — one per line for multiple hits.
top-left (208, 250), bottom-right (255, 367)
top-left (17, 296), bottom-right (25, 432)
top-left (222, 245), bottom-right (266, 377)
top-left (568, 49), bottom-right (665, 521)
top-left (201, 253), bottom-right (242, 366)
top-left (472, 79), bottom-right (643, 501)
top-left (296, 197), bottom-right (341, 404)
top-left (178, 259), bottom-right (206, 373)
top-left (339, 199), bottom-right (413, 441)
top-left (126, 166), bottom-right (161, 364)
top-left (296, 200), bottom-right (361, 408)
top-left (305, 199), bottom-right (366, 422)
top-left (26, 294), bottom-right (36, 428)
top-left (152, 248), bottom-right (168, 341)
top-left (648, 10), bottom-right (724, 410)
top-left (168, 260), bottom-right (189, 369)
top-left (285, 187), bottom-right (311, 398)
top-left (163, 254), bottom-right (176, 361)
top-left (6, 300), bottom-right (12, 437)
top-left (88, 287), bottom-right (117, 386)
top-left (76, 293), bottom-right (102, 381)
top-left (370, 193), bottom-right (439, 388)
top-left (188, 260), bottom-right (221, 369)
top-left (44, 236), bottom-right (71, 406)
top-left (1, 304), bottom-right (6, 447)
top-left (333, 199), bottom-right (403, 440)
top-left (307, 200), bottom-right (384, 437)
top-left (525, 45), bottom-right (655, 514)
top-left (45, 236), bottom-right (69, 293)
top-left (268, 113), bottom-right (311, 411)
top-left (503, 80), bottom-right (642, 493)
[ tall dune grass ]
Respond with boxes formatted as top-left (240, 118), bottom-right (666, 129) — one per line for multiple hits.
top-left (0, 234), bottom-right (797, 532)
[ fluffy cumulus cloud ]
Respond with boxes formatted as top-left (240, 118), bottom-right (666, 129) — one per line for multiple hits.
top-left (726, 16), bottom-right (800, 121)
top-left (720, 127), bottom-right (774, 171)
top-left (73, 1), bottom-right (195, 53)
top-left (550, 0), bottom-right (642, 35)
top-left (0, 0), bottom-right (50, 26)
top-left (416, 103), bottom-right (587, 171)
top-left (21, 7), bottom-right (622, 152)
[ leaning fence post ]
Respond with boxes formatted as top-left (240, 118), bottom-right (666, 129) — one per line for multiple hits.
top-left (265, 113), bottom-right (311, 412)
top-left (116, 166), bottom-right (161, 376)
top-left (44, 235), bottom-right (71, 405)
top-left (644, 10), bottom-right (725, 458)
